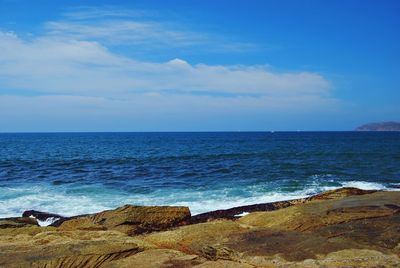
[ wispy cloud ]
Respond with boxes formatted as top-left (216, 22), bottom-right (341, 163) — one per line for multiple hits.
top-left (45, 20), bottom-right (206, 47)
top-left (62, 6), bottom-right (152, 20)
top-left (42, 6), bottom-right (254, 52)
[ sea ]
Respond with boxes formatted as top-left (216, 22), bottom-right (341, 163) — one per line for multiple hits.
top-left (1, 132), bottom-right (399, 219)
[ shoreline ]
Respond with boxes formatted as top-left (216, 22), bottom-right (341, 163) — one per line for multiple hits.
top-left (1, 187), bottom-right (399, 267)
top-left (2, 179), bottom-right (397, 221)
top-left (1, 187), bottom-right (379, 227)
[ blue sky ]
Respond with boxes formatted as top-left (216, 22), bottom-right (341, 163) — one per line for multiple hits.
top-left (0, 0), bottom-right (399, 131)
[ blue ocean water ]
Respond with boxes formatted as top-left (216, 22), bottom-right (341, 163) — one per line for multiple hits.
top-left (0, 132), bottom-right (399, 218)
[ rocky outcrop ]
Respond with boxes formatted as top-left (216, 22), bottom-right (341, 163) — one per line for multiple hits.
top-left (58, 205), bottom-right (191, 235)
top-left (191, 187), bottom-right (375, 223)
top-left (143, 190), bottom-right (400, 267)
top-left (0, 188), bottom-right (399, 267)
top-left (0, 217), bottom-right (38, 228)
top-left (22, 210), bottom-right (65, 225)
top-left (0, 228), bottom-right (151, 268)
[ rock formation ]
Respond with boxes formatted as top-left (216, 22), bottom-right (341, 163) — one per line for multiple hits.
top-left (57, 205), bottom-right (191, 235)
top-left (1, 187), bottom-right (399, 267)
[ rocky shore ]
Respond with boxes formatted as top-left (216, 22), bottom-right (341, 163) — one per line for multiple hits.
top-left (0, 187), bottom-right (399, 267)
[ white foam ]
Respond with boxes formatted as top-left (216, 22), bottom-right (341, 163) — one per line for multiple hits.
top-left (28, 215), bottom-right (60, 227)
top-left (235, 212), bottom-right (249, 217)
top-left (165, 190), bottom-right (311, 215)
top-left (37, 217), bottom-right (60, 227)
top-left (1, 180), bottom-right (398, 219)
top-left (0, 185), bottom-right (114, 218)
top-left (340, 181), bottom-right (388, 190)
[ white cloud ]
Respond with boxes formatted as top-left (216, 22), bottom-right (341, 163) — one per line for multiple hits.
top-left (0, 31), bottom-right (331, 99)
top-left (0, 7), bottom-right (338, 131)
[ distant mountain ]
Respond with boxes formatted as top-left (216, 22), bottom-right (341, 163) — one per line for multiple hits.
top-left (355, 121), bottom-right (400, 131)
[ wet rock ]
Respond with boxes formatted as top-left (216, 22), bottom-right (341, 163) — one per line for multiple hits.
top-left (22, 210), bottom-right (65, 226)
top-left (59, 205), bottom-right (191, 235)
top-left (22, 210), bottom-right (64, 221)
top-left (0, 217), bottom-right (39, 228)
top-left (191, 199), bottom-right (305, 223)
top-left (191, 187), bottom-right (374, 224)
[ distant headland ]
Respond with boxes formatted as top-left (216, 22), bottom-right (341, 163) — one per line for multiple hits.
top-left (355, 121), bottom-right (400, 131)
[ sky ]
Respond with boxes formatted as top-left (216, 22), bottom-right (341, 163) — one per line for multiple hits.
top-left (0, 0), bottom-right (399, 131)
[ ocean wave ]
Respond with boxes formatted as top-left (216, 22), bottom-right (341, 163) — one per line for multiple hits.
top-left (1, 179), bottom-right (398, 218)
top-left (0, 185), bottom-right (114, 218)
top-left (340, 181), bottom-right (389, 190)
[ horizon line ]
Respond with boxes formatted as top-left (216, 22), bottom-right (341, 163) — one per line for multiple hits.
top-left (0, 130), bottom-right (394, 134)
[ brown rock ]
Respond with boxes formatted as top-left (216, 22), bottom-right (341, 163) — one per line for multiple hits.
top-left (103, 249), bottom-right (205, 268)
top-left (142, 220), bottom-right (245, 255)
top-left (0, 217), bottom-right (39, 228)
top-left (307, 187), bottom-right (377, 201)
top-left (191, 187), bottom-right (375, 224)
top-left (237, 249), bottom-right (400, 267)
top-left (238, 191), bottom-right (400, 231)
top-left (1, 188), bottom-right (399, 267)
top-left (59, 205), bottom-right (191, 235)
top-left (143, 191), bottom-right (400, 266)
top-left (57, 216), bottom-right (107, 231)
top-left (0, 229), bottom-right (151, 268)
top-left (194, 260), bottom-right (253, 267)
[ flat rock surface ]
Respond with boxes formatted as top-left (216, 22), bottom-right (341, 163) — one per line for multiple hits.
top-left (0, 188), bottom-right (399, 267)
top-left (58, 205), bottom-right (191, 235)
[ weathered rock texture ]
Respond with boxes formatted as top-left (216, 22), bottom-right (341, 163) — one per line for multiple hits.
top-left (0, 228), bottom-right (151, 268)
top-left (58, 205), bottom-right (191, 235)
top-left (191, 187), bottom-right (376, 223)
top-left (0, 188), bottom-right (399, 267)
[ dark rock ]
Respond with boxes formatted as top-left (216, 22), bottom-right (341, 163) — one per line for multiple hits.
top-left (191, 187), bottom-right (374, 224)
top-left (0, 217), bottom-right (39, 228)
top-left (191, 199), bottom-right (305, 224)
top-left (22, 210), bottom-right (65, 224)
